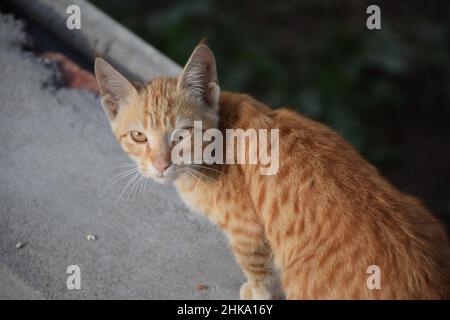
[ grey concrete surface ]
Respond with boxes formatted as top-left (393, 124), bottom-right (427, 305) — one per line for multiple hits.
top-left (0, 14), bottom-right (243, 299)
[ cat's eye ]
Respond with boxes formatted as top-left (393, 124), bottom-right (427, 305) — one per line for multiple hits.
top-left (130, 131), bottom-right (147, 143)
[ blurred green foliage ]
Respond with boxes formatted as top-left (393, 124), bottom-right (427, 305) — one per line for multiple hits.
top-left (91, 0), bottom-right (450, 226)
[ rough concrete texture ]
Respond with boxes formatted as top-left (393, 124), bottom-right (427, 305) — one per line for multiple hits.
top-left (0, 14), bottom-right (243, 299)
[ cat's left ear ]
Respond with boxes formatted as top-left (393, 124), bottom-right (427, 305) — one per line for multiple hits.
top-left (177, 43), bottom-right (220, 109)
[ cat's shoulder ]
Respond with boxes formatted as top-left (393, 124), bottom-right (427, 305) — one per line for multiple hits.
top-left (219, 91), bottom-right (329, 134)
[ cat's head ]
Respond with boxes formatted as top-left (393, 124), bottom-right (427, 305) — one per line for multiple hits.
top-left (95, 43), bottom-right (220, 184)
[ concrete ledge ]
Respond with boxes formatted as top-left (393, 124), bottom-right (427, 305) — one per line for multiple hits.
top-left (7, 0), bottom-right (181, 81)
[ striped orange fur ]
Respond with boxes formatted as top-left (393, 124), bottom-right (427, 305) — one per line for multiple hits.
top-left (95, 43), bottom-right (450, 299)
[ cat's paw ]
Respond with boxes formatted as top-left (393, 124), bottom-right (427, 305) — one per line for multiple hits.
top-left (239, 282), bottom-right (272, 300)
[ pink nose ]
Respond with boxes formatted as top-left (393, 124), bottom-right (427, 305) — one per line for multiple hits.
top-left (153, 161), bottom-right (171, 175)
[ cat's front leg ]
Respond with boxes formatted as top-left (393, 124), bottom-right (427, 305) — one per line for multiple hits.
top-left (227, 229), bottom-right (274, 300)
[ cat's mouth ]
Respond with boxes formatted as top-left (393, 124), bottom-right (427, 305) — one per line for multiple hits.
top-left (152, 175), bottom-right (176, 184)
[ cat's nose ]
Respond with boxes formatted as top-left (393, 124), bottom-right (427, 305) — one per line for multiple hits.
top-left (153, 161), bottom-right (171, 175)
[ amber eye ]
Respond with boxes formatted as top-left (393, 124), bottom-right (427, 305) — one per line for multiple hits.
top-left (130, 131), bottom-right (147, 143)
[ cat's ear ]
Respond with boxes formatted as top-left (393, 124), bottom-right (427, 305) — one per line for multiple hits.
top-left (177, 43), bottom-right (220, 108)
top-left (94, 58), bottom-right (137, 121)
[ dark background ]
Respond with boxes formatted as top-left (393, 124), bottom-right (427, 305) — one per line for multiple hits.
top-left (91, 0), bottom-right (450, 230)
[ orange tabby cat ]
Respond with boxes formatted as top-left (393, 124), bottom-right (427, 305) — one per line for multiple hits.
top-left (94, 42), bottom-right (450, 299)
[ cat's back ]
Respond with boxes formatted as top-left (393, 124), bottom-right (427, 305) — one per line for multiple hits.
top-left (271, 108), bottom-right (450, 299)
top-left (219, 92), bottom-right (450, 299)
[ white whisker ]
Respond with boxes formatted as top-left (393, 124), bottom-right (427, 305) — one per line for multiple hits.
top-left (100, 167), bottom-right (139, 196)
top-left (127, 174), bottom-right (143, 200)
top-left (141, 176), bottom-right (148, 198)
top-left (135, 175), bottom-right (145, 199)
top-left (116, 173), bottom-right (139, 204)
top-left (184, 167), bottom-right (210, 188)
top-left (187, 167), bottom-right (217, 184)
top-left (182, 170), bottom-right (194, 189)
top-left (184, 169), bottom-right (202, 188)
top-left (189, 164), bottom-right (226, 175)
top-left (110, 163), bottom-right (137, 170)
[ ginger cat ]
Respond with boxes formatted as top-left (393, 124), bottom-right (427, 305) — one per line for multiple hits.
top-left (94, 42), bottom-right (450, 299)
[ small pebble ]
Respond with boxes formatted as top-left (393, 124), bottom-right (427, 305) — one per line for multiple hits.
top-left (196, 284), bottom-right (208, 291)
top-left (86, 234), bottom-right (97, 241)
top-left (15, 242), bottom-right (26, 249)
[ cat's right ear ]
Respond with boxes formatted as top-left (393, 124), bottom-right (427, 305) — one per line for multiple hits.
top-left (94, 58), bottom-right (137, 121)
